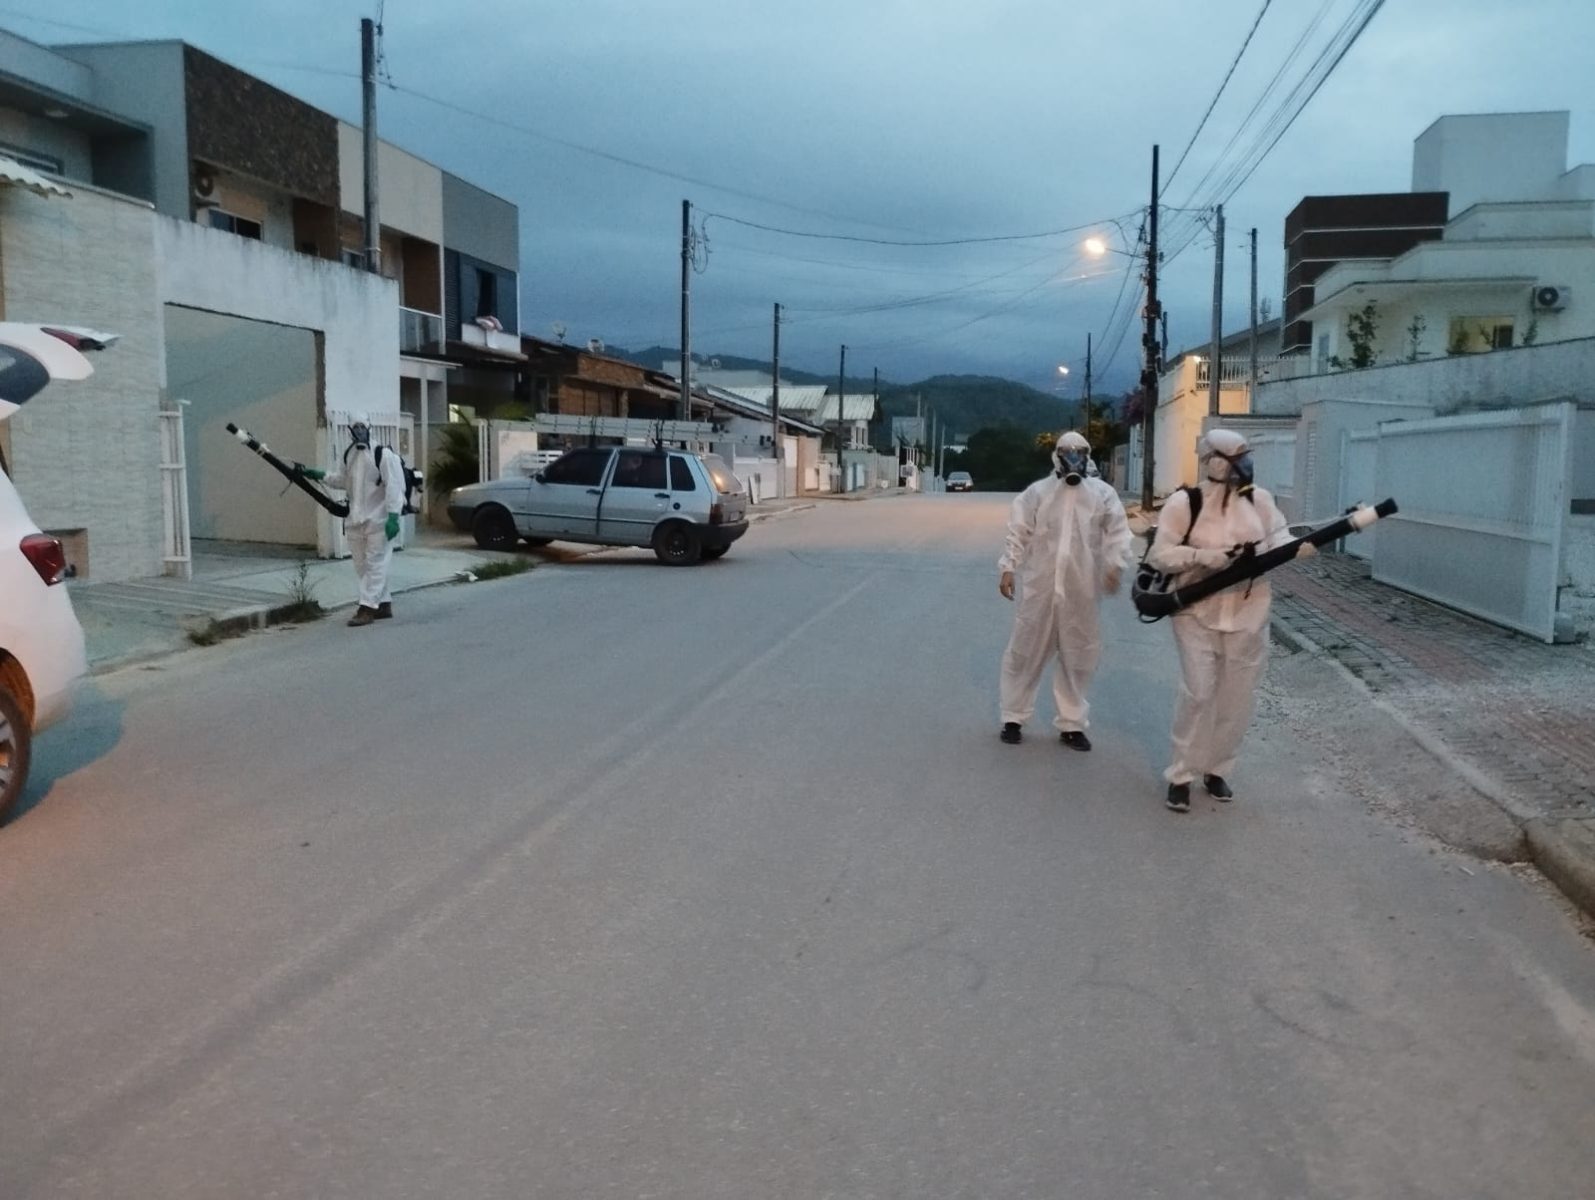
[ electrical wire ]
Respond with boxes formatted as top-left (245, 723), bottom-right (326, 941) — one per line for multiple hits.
top-left (1164, 0), bottom-right (1274, 190)
top-left (701, 209), bottom-right (1142, 249)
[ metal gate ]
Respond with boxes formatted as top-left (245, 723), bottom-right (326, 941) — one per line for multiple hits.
top-left (158, 408), bottom-right (192, 580)
top-left (1370, 403), bottom-right (1574, 642)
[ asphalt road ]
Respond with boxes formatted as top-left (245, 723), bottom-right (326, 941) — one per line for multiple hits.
top-left (5, 494), bottom-right (1594, 1199)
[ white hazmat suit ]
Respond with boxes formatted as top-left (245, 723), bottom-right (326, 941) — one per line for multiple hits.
top-left (1146, 430), bottom-right (1297, 788)
top-left (322, 424), bottom-right (406, 615)
top-left (998, 434), bottom-right (1131, 735)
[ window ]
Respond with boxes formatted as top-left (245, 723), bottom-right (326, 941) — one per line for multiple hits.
top-left (0, 141), bottom-right (63, 174)
top-left (342, 247), bottom-right (366, 269)
top-left (1447, 316), bottom-right (1514, 354)
top-left (542, 449), bottom-right (610, 487)
top-left (611, 451), bottom-right (667, 490)
top-left (475, 268), bottom-right (498, 319)
top-left (701, 454), bottom-right (741, 495)
top-left (669, 456), bottom-right (698, 492)
top-left (208, 209), bottom-right (263, 240)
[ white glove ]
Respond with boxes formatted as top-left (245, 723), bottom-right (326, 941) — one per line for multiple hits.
top-left (1194, 547), bottom-right (1233, 570)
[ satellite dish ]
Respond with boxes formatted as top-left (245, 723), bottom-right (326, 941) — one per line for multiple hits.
top-left (551, 321), bottom-right (567, 342)
top-left (588, 338), bottom-right (605, 354)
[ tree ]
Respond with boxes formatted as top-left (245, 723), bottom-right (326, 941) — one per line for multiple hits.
top-left (1405, 313), bottom-right (1427, 362)
top-left (1345, 301), bottom-right (1380, 369)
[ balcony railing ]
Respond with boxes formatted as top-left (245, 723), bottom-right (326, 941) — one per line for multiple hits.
top-left (400, 307), bottom-right (443, 354)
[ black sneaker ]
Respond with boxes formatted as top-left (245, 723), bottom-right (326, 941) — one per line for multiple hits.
top-left (1000, 722), bottom-right (1022, 745)
top-left (1059, 731), bottom-right (1092, 752)
top-left (375, 601), bottom-right (394, 620)
top-left (1203, 775), bottom-right (1234, 801)
top-left (1165, 783), bottom-right (1192, 813)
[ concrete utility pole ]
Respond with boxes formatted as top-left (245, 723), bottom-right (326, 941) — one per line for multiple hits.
top-left (680, 199), bottom-right (692, 422)
top-left (1083, 331), bottom-right (1093, 433)
top-left (1209, 203), bottom-right (1225, 417)
top-left (836, 344), bottom-right (846, 493)
top-left (360, 18), bottom-right (381, 274)
top-left (1249, 227), bottom-right (1260, 392)
top-left (772, 302), bottom-right (782, 497)
top-left (1140, 144), bottom-right (1160, 511)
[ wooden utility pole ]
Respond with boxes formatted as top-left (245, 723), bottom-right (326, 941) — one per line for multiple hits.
top-left (1209, 203), bottom-right (1225, 417)
top-left (771, 302), bottom-right (782, 497)
top-left (1249, 227), bottom-right (1260, 392)
top-left (1083, 331), bottom-right (1093, 432)
top-left (835, 344), bottom-right (847, 493)
top-left (360, 18), bottom-right (381, 274)
top-left (1140, 145), bottom-right (1160, 510)
top-left (680, 199), bottom-right (692, 421)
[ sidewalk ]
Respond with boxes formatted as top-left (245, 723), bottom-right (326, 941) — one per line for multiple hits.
top-left (1270, 551), bottom-right (1595, 916)
top-left (72, 533), bottom-right (518, 672)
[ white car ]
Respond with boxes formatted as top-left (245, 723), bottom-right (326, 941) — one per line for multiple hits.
top-left (0, 324), bottom-right (108, 822)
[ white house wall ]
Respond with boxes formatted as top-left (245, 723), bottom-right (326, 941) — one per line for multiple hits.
top-left (1, 181), bottom-right (166, 583)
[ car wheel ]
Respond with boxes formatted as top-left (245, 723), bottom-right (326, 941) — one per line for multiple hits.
top-left (701, 545), bottom-right (729, 561)
top-left (0, 685), bottom-right (31, 826)
top-left (522, 536), bottom-right (554, 548)
top-left (472, 506), bottom-right (518, 551)
top-left (652, 521), bottom-right (702, 565)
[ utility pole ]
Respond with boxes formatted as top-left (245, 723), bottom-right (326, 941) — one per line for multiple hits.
top-left (1209, 203), bottom-right (1225, 417)
top-left (836, 344), bottom-right (847, 493)
top-left (1249, 226), bottom-right (1260, 392)
top-left (772, 302), bottom-right (782, 497)
top-left (1140, 144), bottom-right (1160, 511)
top-left (680, 199), bottom-right (692, 422)
top-left (360, 18), bottom-right (381, 274)
top-left (1083, 331), bottom-right (1093, 433)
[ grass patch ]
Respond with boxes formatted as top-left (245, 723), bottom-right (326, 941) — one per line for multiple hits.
top-left (472, 558), bottom-right (535, 581)
top-left (187, 620), bottom-right (245, 647)
top-left (279, 600), bottom-right (325, 624)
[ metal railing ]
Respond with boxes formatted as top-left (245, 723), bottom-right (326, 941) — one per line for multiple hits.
top-left (400, 307), bottom-right (444, 354)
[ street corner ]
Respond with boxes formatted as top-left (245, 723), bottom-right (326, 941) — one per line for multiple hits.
top-left (1526, 817), bottom-right (1595, 922)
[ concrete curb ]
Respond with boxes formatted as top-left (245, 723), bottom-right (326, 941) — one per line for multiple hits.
top-left (1525, 817), bottom-right (1595, 920)
top-left (1272, 612), bottom-right (1595, 918)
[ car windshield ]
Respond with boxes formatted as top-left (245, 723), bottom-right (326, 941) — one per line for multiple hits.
top-left (701, 454), bottom-right (741, 494)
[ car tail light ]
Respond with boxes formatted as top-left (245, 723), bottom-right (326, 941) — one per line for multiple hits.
top-left (709, 502), bottom-right (724, 525)
top-left (20, 534), bottom-right (68, 585)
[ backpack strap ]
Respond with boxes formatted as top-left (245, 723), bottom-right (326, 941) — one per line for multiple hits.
top-left (373, 444), bottom-right (385, 486)
top-left (1180, 485), bottom-right (1203, 545)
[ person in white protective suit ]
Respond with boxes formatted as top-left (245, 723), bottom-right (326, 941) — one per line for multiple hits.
top-left (297, 414), bottom-right (405, 627)
top-left (997, 431), bottom-right (1131, 750)
top-left (1145, 427), bottom-right (1314, 812)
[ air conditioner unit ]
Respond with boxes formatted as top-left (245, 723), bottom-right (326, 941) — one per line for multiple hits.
top-left (1532, 284), bottom-right (1570, 312)
top-left (192, 170), bottom-right (219, 208)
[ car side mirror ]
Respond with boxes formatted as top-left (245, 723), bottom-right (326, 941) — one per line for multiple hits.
top-left (534, 472), bottom-right (546, 483)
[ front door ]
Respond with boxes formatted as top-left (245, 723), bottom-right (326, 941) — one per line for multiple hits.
top-left (598, 450), bottom-right (671, 544)
top-left (524, 448), bottom-right (611, 538)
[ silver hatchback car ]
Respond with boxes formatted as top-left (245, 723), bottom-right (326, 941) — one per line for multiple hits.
top-left (448, 447), bottom-right (749, 565)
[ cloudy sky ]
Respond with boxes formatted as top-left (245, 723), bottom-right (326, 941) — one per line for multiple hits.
top-left (6, 0), bottom-right (1592, 394)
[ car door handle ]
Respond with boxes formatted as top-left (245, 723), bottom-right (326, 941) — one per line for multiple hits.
top-left (586, 488), bottom-right (602, 495)
top-left (654, 492), bottom-right (670, 499)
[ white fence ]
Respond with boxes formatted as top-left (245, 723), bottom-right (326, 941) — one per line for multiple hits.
top-left (1367, 403), bottom-right (1576, 641)
top-left (158, 408), bottom-right (192, 580)
top-left (1338, 430), bottom-right (1379, 561)
top-left (733, 456), bottom-right (779, 503)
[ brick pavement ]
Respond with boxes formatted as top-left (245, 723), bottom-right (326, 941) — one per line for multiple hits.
top-left (1271, 552), bottom-right (1595, 819)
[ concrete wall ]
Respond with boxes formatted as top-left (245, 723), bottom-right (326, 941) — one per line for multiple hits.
top-left (1572, 408), bottom-right (1595, 503)
top-left (1255, 337), bottom-right (1595, 417)
top-left (0, 181), bottom-right (165, 583)
top-left (337, 122), bottom-right (443, 244)
top-left (1152, 384), bottom-right (1249, 497)
top-left (57, 42), bottom-right (190, 220)
top-left (1563, 514), bottom-right (1595, 633)
top-left (1295, 398), bottom-right (1435, 524)
top-left (0, 30), bottom-right (96, 102)
top-left (1412, 112), bottom-right (1570, 214)
top-left (165, 306), bottom-right (318, 545)
top-left (1558, 165), bottom-right (1595, 201)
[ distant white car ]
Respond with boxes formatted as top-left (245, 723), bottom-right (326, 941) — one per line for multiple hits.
top-left (946, 471), bottom-right (974, 492)
top-left (0, 323), bottom-right (106, 822)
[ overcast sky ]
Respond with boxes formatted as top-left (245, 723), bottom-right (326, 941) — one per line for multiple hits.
top-left (7, 0), bottom-right (1593, 394)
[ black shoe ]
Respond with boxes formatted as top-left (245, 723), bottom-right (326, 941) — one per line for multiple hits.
top-left (1059, 731), bottom-right (1092, 752)
top-left (347, 606), bottom-right (376, 627)
top-left (1165, 783), bottom-right (1192, 813)
top-left (375, 602), bottom-right (393, 620)
top-left (1000, 722), bottom-right (1022, 745)
top-left (1204, 775), bottom-right (1234, 801)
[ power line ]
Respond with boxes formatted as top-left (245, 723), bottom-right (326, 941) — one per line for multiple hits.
top-left (702, 209), bottom-right (1141, 249)
top-left (1164, 0), bottom-right (1274, 190)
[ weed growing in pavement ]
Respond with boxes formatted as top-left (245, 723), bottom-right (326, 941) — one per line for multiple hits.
top-left (187, 620), bottom-right (245, 647)
top-left (280, 560), bottom-right (324, 624)
top-left (472, 558), bottom-right (535, 581)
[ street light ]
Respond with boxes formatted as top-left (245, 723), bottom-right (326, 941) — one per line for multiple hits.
top-left (1083, 236), bottom-right (1108, 259)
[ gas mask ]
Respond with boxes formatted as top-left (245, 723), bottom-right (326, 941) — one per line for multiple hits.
top-left (1216, 450), bottom-right (1254, 489)
top-left (349, 421), bottom-right (372, 449)
top-left (1053, 432), bottom-right (1092, 486)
